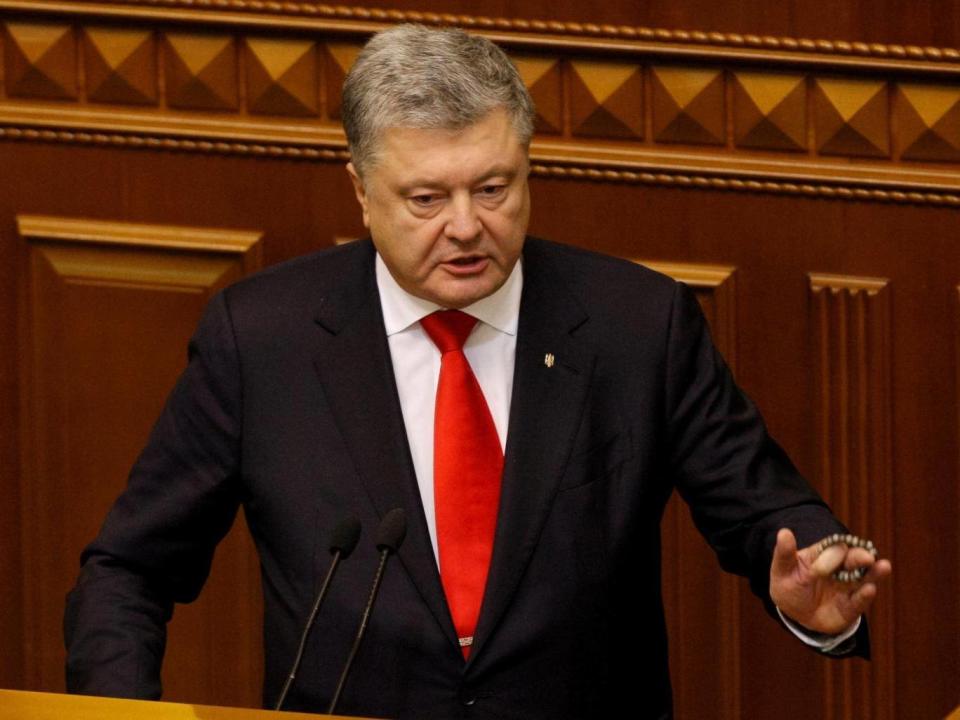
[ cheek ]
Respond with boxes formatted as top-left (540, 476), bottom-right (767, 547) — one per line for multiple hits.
top-left (376, 217), bottom-right (443, 268)
top-left (486, 202), bottom-right (528, 248)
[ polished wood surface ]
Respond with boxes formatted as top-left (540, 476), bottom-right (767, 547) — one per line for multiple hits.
top-left (0, 2), bottom-right (957, 719)
top-left (0, 689), bottom-right (376, 720)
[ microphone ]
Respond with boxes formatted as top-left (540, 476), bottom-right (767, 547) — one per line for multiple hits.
top-left (274, 515), bottom-right (362, 711)
top-left (327, 508), bottom-right (407, 715)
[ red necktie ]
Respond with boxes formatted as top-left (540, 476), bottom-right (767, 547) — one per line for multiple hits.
top-left (420, 310), bottom-right (503, 659)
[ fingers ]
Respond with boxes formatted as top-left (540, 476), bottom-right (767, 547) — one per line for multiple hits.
top-left (771, 528), bottom-right (799, 579)
top-left (808, 536), bottom-right (892, 583)
top-left (834, 559), bottom-right (891, 621)
top-left (843, 547), bottom-right (877, 569)
top-left (810, 544), bottom-right (847, 576)
top-left (859, 558), bottom-right (892, 584)
top-left (845, 580), bottom-right (879, 616)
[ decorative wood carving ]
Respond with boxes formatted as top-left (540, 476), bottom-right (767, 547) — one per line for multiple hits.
top-left (1, 8), bottom-right (960, 202)
top-left (512, 53), bottom-right (563, 134)
top-left (246, 36), bottom-right (318, 116)
top-left (732, 70), bottom-right (806, 152)
top-left (646, 260), bottom-right (741, 720)
top-left (16, 215), bottom-right (264, 703)
top-left (323, 40), bottom-right (361, 119)
top-left (11, 0), bottom-right (960, 68)
top-left (569, 58), bottom-right (642, 139)
top-left (808, 273), bottom-right (895, 720)
top-left (83, 26), bottom-right (157, 105)
top-left (897, 83), bottom-right (960, 162)
top-left (164, 31), bottom-right (238, 111)
top-left (526, 163), bottom-right (960, 206)
top-left (650, 66), bottom-right (725, 146)
top-left (814, 77), bottom-right (889, 158)
top-left (3, 20), bottom-right (76, 99)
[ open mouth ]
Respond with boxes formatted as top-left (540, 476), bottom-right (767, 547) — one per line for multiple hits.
top-left (442, 256), bottom-right (488, 274)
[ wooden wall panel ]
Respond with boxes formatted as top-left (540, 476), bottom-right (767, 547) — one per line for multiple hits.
top-left (16, 216), bottom-right (264, 704)
top-left (0, 2), bottom-right (957, 719)
top-left (651, 262), bottom-right (740, 720)
top-left (809, 274), bottom-right (895, 720)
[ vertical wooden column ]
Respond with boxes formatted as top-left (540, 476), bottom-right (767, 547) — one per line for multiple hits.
top-left (652, 260), bottom-right (741, 720)
top-left (809, 273), bottom-right (895, 720)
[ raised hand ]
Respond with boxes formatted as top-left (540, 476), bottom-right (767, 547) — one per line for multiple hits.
top-left (769, 528), bottom-right (892, 635)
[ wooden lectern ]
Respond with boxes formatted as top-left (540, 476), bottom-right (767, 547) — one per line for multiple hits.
top-left (0, 689), bottom-right (379, 720)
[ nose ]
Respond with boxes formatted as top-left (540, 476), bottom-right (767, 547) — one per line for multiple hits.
top-left (443, 194), bottom-right (482, 243)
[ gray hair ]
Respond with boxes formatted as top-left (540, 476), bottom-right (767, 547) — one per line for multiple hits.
top-left (342, 24), bottom-right (535, 175)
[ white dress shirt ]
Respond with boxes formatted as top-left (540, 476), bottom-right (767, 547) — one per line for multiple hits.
top-left (375, 252), bottom-right (522, 561)
top-left (373, 250), bottom-right (857, 648)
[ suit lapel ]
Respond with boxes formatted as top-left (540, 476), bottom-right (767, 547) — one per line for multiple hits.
top-left (311, 241), bottom-right (456, 646)
top-left (469, 240), bottom-right (593, 663)
top-left (310, 239), bottom-right (594, 663)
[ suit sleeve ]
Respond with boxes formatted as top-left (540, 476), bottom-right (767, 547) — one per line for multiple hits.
top-left (64, 290), bottom-right (245, 698)
top-left (662, 282), bottom-right (868, 656)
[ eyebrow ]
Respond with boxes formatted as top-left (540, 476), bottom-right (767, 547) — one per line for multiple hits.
top-left (398, 165), bottom-right (519, 194)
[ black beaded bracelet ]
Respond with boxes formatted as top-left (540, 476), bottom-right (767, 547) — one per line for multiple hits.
top-left (813, 533), bottom-right (878, 583)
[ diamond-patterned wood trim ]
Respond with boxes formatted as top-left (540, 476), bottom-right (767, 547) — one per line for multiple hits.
top-left (165, 31), bottom-right (237, 111)
top-left (733, 70), bottom-right (806, 152)
top-left (84, 26), bottom-right (156, 105)
top-left (6, 0), bottom-right (959, 69)
top-left (323, 40), bottom-right (361, 120)
top-left (3, 21), bottom-right (76, 100)
top-left (2, 15), bottom-right (960, 200)
top-left (246, 36), bottom-right (317, 116)
top-left (897, 83), bottom-right (960, 162)
top-left (513, 53), bottom-right (562, 134)
top-left (651, 66), bottom-right (725, 146)
top-left (815, 77), bottom-right (890, 158)
top-left (569, 59), bottom-right (642, 139)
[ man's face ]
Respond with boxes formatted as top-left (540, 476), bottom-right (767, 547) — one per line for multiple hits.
top-left (347, 108), bottom-right (530, 309)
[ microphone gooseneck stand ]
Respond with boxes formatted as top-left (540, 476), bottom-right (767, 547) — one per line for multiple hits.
top-left (327, 508), bottom-right (407, 716)
top-left (274, 515), bottom-right (362, 711)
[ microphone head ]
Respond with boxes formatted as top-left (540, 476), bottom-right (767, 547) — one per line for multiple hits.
top-left (329, 516), bottom-right (362, 559)
top-left (375, 508), bottom-right (407, 553)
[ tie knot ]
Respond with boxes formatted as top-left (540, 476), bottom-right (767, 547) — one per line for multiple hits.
top-left (421, 310), bottom-right (478, 353)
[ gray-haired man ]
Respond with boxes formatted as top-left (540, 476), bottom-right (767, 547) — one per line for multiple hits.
top-left (67, 24), bottom-right (889, 719)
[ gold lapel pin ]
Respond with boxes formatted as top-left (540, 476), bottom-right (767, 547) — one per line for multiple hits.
top-left (544, 353), bottom-right (555, 368)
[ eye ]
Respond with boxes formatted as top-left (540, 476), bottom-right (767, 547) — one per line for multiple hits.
top-left (409, 193), bottom-right (440, 207)
top-left (477, 184), bottom-right (506, 199)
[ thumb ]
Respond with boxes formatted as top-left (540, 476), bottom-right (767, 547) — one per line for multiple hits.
top-left (771, 528), bottom-right (799, 579)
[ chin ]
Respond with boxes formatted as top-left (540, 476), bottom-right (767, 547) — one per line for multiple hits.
top-left (441, 282), bottom-right (501, 308)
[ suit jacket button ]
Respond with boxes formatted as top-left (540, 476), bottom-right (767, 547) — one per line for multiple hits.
top-left (458, 688), bottom-right (476, 706)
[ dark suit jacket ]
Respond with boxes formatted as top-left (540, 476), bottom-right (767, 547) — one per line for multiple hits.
top-left (65, 237), bottom-right (863, 719)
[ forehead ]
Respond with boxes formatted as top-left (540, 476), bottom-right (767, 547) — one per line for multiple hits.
top-left (369, 109), bottom-right (528, 187)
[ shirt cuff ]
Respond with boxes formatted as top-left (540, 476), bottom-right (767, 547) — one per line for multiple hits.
top-left (776, 607), bottom-right (861, 653)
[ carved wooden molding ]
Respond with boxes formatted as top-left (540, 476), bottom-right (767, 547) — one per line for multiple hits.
top-left (18, 214), bottom-right (263, 254)
top-left (531, 165), bottom-right (960, 207)
top-left (644, 259), bottom-right (737, 370)
top-left (2, 8), bottom-right (960, 204)
top-left (4, 0), bottom-right (959, 68)
top-left (808, 272), bottom-right (895, 720)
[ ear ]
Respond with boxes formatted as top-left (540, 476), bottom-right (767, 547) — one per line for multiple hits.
top-left (346, 162), bottom-right (371, 229)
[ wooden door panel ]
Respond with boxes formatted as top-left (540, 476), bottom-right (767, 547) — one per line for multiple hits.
top-left (17, 216), bottom-right (264, 705)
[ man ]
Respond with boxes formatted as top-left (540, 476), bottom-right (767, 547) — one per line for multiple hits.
top-left (65, 24), bottom-right (890, 719)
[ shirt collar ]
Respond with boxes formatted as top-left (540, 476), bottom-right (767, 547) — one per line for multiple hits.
top-left (376, 252), bottom-right (523, 337)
